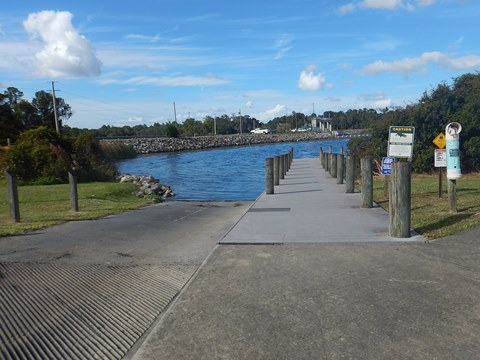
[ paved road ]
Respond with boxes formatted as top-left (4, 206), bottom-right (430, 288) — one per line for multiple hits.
top-left (0, 200), bottom-right (251, 359)
top-left (133, 159), bottom-right (480, 360)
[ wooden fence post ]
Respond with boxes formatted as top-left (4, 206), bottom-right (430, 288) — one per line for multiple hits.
top-left (279, 154), bottom-right (284, 180)
top-left (6, 171), bottom-right (20, 222)
top-left (360, 157), bottom-right (373, 208)
top-left (389, 161), bottom-right (412, 238)
top-left (319, 147), bottom-right (324, 168)
top-left (69, 171), bottom-right (79, 212)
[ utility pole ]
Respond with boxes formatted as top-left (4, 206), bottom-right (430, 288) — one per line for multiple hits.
top-left (173, 102), bottom-right (177, 123)
top-left (51, 81), bottom-right (60, 134)
top-left (239, 109), bottom-right (242, 134)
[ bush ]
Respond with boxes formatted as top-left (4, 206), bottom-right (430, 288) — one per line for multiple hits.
top-left (73, 132), bottom-right (118, 182)
top-left (0, 127), bottom-right (72, 183)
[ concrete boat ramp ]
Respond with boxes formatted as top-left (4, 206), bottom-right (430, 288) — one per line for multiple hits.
top-left (2, 158), bottom-right (480, 359)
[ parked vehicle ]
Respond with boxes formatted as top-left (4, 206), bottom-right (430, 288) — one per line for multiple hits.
top-left (250, 128), bottom-right (272, 134)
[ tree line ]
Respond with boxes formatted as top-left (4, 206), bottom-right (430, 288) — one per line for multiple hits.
top-left (2, 72), bottom-right (480, 179)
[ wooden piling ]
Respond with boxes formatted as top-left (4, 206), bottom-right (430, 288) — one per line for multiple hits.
top-left (360, 157), bottom-right (373, 208)
top-left (266, 158), bottom-right (274, 195)
top-left (345, 156), bottom-right (356, 193)
top-left (336, 154), bottom-right (344, 184)
top-left (389, 161), bottom-right (411, 238)
top-left (274, 156), bottom-right (280, 186)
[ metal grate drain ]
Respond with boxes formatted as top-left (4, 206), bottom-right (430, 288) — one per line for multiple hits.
top-left (0, 261), bottom-right (195, 359)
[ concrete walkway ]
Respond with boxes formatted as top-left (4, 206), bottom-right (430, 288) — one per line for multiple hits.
top-left (132, 158), bottom-right (480, 360)
top-left (221, 158), bottom-right (422, 244)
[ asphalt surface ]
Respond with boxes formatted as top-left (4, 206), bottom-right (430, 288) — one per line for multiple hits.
top-left (132, 159), bottom-right (480, 360)
top-left (2, 157), bottom-right (480, 359)
top-left (0, 200), bottom-right (251, 359)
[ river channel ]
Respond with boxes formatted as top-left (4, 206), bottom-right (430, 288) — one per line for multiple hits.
top-left (117, 138), bottom-right (350, 201)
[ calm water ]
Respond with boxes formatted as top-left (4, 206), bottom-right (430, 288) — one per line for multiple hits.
top-left (117, 138), bottom-right (350, 200)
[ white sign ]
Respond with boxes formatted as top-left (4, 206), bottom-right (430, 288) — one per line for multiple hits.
top-left (434, 149), bottom-right (447, 167)
top-left (387, 126), bottom-right (415, 158)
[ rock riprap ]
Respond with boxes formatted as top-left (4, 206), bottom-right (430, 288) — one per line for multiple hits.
top-left (103, 133), bottom-right (332, 154)
top-left (118, 174), bottom-right (175, 199)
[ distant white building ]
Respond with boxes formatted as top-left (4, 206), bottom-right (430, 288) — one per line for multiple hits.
top-left (311, 117), bottom-right (334, 132)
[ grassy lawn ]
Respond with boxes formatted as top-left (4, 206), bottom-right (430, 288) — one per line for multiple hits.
top-left (373, 172), bottom-right (480, 239)
top-left (0, 180), bottom-right (157, 236)
top-left (1, 174), bottom-right (479, 239)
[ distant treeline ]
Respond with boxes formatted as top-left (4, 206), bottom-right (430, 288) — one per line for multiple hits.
top-left (2, 72), bottom-right (480, 175)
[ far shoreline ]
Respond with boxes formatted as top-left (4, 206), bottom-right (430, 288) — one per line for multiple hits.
top-left (101, 132), bottom-right (353, 154)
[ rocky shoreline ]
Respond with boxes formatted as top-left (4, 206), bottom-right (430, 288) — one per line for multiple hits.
top-left (103, 132), bottom-right (334, 154)
top-left (117, 174), bottom-right (175, 199)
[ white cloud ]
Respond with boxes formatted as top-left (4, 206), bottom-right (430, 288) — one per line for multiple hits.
top-left (274, 33), bottom-right (294, 60)
top-left (256, 104), bottom-right (287, 122)
top-left (359, 51), bottom-right (480, 75)
top-left (23, 10), bottom-right (101, 78)
top-left (440, 55), bottom-right (480, 70)
top-left (338, 0), bottom-right (437, 12)
top-left (97, 73), bottom-right (228, 87)
top-left (245, 100), bottom-right (254, 109)
top-left (359, 92), bottom-right (392, 108)
top-left (298, 65), bottom-right (327, 91)
top-left (127, 116), bottom-right (144, 124)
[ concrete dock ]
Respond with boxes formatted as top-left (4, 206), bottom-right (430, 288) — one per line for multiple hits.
top-left (133, 158), bottom-right (480, 360)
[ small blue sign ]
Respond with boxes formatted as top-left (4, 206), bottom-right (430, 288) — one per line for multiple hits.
top-left (381, 157), bottom-right (395, 175)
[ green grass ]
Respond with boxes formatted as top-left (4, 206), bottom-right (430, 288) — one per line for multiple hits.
top-left (373, 173), bottom-right (480, 239)
top-left (0, 180), bottom-right (157, 236)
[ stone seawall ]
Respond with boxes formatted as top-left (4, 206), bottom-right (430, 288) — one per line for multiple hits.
top-left (103, 132), bottom-right (334, 154)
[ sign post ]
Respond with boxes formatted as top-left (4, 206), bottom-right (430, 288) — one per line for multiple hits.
top-left (433, 132), bottom-right (446, 198)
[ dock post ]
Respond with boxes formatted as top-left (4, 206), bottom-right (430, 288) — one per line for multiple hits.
top-left (265, 158), bottom-right (274, 195)
top-left (274, 156), bottom-right (280, 186)
top-left (331, 153), bottom-right (337, 178)
top-left (389, 161), bottom-right (411, 238)
top-left (345, 156), bottom-right (356, 193)
top-left (360, 157), bottom-right (373, 208)
top-left (6, 171), bottom-right (20, 222)
top-left (320, 147), bottom-right (324, 168)
top-left (336, 154), bottom-right (344, 184)
top-left (279, 155), bottom-right (285, 180)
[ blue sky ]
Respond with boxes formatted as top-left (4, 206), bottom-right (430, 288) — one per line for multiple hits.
top-left (1, 0), bottom-right (480, 129)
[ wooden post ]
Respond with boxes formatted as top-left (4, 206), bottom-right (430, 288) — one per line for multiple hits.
top-left (279, 154), bottom-right (284, 180)
top-left (265, 158), bottom-right (274, 195)
top-left (383, 175), bottom-right (390, 200)
top-left (336, 154), bottom-right (344, 184)
top-left (448, 179), bottom-right (457, 213)
top-left (274, 156), bottom-right (280, 186)
top-left (319, 148), bottom-right (324, 168)
top-left (360, 157), bottom-right (373, 208)
top-left (389, 161), bottom-right (411, 238)
top-left (6, 171), bottom-right (20, 222)
top-left (69, 171), bottom-right (79, 212)
top-left (345, 156), bottom-right (356, 193)
top-left (331, 153), bottom-right (337, 178)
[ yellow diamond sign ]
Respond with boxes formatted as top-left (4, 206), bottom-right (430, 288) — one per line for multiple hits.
top-left (433, 132), bottom-right (446, 149)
